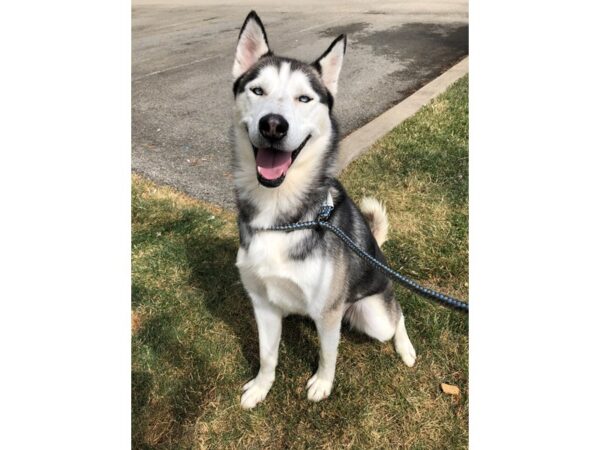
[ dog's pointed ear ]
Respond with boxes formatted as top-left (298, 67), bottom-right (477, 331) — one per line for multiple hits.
top-left (232, 11), bottom-right (270, 79)
top-left (312, 34), bottom-right (346, 96)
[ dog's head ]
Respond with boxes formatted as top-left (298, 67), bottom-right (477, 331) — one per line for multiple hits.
top-left (232, 11), bottom-right (346, 189)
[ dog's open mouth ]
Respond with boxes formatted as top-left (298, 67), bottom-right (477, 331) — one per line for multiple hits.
top-left (253, 135), bottom-right (311, 187)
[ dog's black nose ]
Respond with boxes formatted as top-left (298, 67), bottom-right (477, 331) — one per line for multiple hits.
top-left (259, 114), bottom-right (288, 141)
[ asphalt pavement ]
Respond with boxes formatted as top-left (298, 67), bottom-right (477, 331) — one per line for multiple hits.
top-left (132, 0), bottom-right (468, 208)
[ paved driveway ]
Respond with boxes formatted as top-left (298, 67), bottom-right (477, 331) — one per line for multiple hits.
top-left (132, 0), bottom-right (468, 207)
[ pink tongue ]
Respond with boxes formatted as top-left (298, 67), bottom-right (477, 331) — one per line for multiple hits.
top-left (256, 148), bottom-right (293, 180)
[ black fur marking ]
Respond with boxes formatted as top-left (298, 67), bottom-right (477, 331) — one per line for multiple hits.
top-left (326, 91), bottom-right (334, 110)
top-left (232, 76), bottom-right (241, 96)
top-left (236, 198), bottom-right (256, 250)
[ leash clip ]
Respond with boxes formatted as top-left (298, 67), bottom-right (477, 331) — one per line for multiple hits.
top-left (317, 191), bottom-right (334, 222)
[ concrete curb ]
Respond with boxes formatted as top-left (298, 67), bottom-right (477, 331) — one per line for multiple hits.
top-left (336, 56), bottom-right (469, 173)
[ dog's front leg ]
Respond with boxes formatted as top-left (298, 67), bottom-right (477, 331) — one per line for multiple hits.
top-left (307, 311), bottom-right (343, 402)
top-left (241, 296), bottom-right (282, 409)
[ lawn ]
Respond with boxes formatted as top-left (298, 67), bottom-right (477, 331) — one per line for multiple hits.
top-left (132, 75), bottom-right (468, 449)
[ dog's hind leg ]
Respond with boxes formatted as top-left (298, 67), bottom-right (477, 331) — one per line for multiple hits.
top-left (345, 292), bottom-right (416, 367)
top-left (344, 293), bottom-right (396, 341)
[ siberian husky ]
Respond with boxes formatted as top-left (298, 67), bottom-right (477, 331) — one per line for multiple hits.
top-left (232, 11), bottom-right (416, 409)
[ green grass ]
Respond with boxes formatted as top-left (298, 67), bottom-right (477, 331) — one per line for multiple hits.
top-left (132, 75), bottom-right (468, 449)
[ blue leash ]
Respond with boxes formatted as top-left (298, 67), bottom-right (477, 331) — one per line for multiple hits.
top-left (260, 203), bottom-right (469, 314)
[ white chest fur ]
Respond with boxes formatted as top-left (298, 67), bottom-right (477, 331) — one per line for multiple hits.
top-left (236, 230), bottom-right (334, 319)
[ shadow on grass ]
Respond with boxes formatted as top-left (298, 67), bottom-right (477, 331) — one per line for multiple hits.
top-left (184, 235), bottom-right (257, 369)
top-left (132, 313), bottom-right (218, 450)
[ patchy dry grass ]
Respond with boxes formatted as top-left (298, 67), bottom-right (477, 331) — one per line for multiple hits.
top-left (132, 76), bottom-right (468, 449)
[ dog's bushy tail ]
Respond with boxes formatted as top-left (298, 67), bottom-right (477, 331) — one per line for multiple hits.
top-left (359, 197), bottom-right (389, 247)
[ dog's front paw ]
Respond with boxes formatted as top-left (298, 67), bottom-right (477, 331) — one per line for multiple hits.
top-left (395, 336), bottom-right (417, 367)
top-left (399, 341), bottom-right (417, 367)
top-left (306, 373), bottom-right (333, 402)
top-left (241, 377), bottom-right (273, 409)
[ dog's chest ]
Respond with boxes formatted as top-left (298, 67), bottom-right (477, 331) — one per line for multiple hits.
top-left (236, 231), bottom-right (333, 317)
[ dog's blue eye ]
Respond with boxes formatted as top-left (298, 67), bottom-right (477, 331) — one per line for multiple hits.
top-left (299, 95), bottom-right (312, 103)
top-left (251, 87), bottom-right (264, 96)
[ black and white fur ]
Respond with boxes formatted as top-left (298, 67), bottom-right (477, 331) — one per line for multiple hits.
top-left (232, 11), bottom-right (416, 409)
